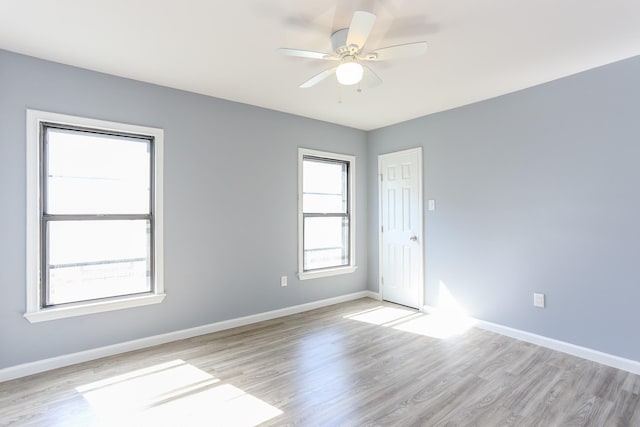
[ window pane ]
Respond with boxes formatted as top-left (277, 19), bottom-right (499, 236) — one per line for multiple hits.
top-left (303, 158), bottom-right (347, 213)
top-left (47, 220), bottom-right (151, 305)
top-left (46, 127), bottom-right (151, 214)
top-left (304, 216), bottom-right (349, 270)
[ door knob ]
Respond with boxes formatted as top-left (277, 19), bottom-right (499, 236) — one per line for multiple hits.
top-left (410, 236), bottom-right (418, 242)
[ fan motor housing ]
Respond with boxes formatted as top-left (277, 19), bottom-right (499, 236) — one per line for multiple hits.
top-left (331, 28), bottom-right (354, 55)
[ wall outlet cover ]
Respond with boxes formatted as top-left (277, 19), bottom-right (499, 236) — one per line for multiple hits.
top-left (533, 293), bottom-right (545, 308)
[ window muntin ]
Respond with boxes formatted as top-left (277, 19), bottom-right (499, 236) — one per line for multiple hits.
top-left (26, 109), bottom-right (164, 322)
top-left (298, 149), bottom-right (356, 279)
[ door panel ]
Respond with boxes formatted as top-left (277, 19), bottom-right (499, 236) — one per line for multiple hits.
top-left (379, 148), bottom-right (423, 308)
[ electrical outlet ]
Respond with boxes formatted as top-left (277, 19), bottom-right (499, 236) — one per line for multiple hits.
top-left (280, 276), bottom-right (287, 287)
top-left (533, 293), bottom-right (545, 308)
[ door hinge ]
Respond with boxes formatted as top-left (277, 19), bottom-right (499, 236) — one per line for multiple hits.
top-left (380, 174), bottom-right (383, 182)
top-left (381, 276), bottom-right (384, 285)
top-left (381, 225), bottom-right (384, 233)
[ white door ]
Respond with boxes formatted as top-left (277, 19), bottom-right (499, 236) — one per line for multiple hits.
top-left (379, 148), bottom-right (424, 308)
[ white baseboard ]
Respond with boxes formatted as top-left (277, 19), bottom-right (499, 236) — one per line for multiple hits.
top-left (0, 291), bottom-right (373, 382)
top-left (12, 294), bottom-right (633, 381)
top-left (364, 290), bottom-right (381, 300)
top-left (422, 305), bottom-right (640, 375)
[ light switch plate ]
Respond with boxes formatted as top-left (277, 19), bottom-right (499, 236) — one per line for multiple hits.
top-left (533, 293), bottom-right (545, 308)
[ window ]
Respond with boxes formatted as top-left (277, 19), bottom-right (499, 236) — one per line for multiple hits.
top-left (26, 110), bottom-right (164, 322)
top-left (298, 148), bottom-right (356, 280)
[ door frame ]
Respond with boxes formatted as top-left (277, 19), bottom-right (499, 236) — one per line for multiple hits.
top-left (378, 147), bottom-right (425, 309)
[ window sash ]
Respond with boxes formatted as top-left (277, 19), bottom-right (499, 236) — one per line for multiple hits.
top-left (42, 123), bottom-right (154, 215)
top-left (302, 213), bottom-right (350, 271)
top-left (41, 216), bottom-right (154, 307)
top-left (301, 155), bottom-right (351, 272)
top-left (302, 156), bottom-right (349, 215)
top-left (43, 217), bottom-right (153, 306)
top-left (39, 123), bottom-right (156, 308)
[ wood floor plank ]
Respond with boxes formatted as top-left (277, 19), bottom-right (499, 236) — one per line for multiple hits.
top-left (1, 298), bottom-right (639, 426)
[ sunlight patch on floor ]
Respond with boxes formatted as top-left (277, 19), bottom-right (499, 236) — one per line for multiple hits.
top-left (344, 305), bottom-right (476, 339)
top-left (343, 306), bottom-right (417, 325)
top-left (392, 311), bottom-right (476, 339)
top-left (76, 359), bottom-right (282, 426)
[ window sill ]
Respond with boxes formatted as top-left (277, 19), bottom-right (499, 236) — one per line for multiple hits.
top-left (24, 293), bottom-right (166, 323)
top-left (298, 266), bottom-right (357, 281)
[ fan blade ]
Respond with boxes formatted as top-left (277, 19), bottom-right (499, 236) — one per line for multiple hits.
top-left (300, 68), bottom-right (336, 88)
top-left (368, 41), bottom-right (427, 61)
top-left (277, 48), bottom-right (332, 60)
top-left (361, 65), bottom-right (382, 88)
top-left (346, 11), bottom-right (376, 49)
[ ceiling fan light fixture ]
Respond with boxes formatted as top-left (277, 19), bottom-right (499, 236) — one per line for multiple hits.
top-left (336, 61), bottom-right (364, 85)
top-left (279, 10), bottom-right (427, 89)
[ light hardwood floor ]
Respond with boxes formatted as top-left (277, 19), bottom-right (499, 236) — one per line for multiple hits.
top-left (1, 298), bottom-right (640, 426)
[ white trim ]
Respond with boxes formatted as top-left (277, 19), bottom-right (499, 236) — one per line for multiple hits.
top-left (153, 123), bottom-right (165, 299)
top-left (298, 266), bottom-right (357, 280)
top-left (421, 305), bottom-right (640, 375)
top-left (297, 147), bottom-right (357, 279)
top-left (10, 293), bottom-right (639, 379)
top-left (378, 147), bottom-right (424, 308)
top-left (25, 109), bottom-right (164, 322)
top-left (25, 110), bottom-right (41, 314)
top-left (1, 291), bottom-right (373, 382)
top-left (364, 290), bottom-right (381, 300)
top-left (24, 293), bottom-right (166, 323)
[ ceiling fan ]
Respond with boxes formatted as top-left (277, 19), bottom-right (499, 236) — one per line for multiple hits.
top-left (277, 11), bottom-right (427, 89)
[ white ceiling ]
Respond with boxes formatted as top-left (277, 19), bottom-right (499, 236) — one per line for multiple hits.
top-left (1, 0), bottom-right (639, 130)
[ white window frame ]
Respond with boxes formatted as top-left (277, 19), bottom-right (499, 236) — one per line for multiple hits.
top-left (25, 109), bottom-right (165, 323)
top-left (298, 148), bottom-right (357, 280)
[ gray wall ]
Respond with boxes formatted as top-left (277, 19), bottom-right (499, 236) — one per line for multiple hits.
top-left (0, 49), bottom-right (368, 369)
top-left (367, 55), bottom-right (640, 361)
